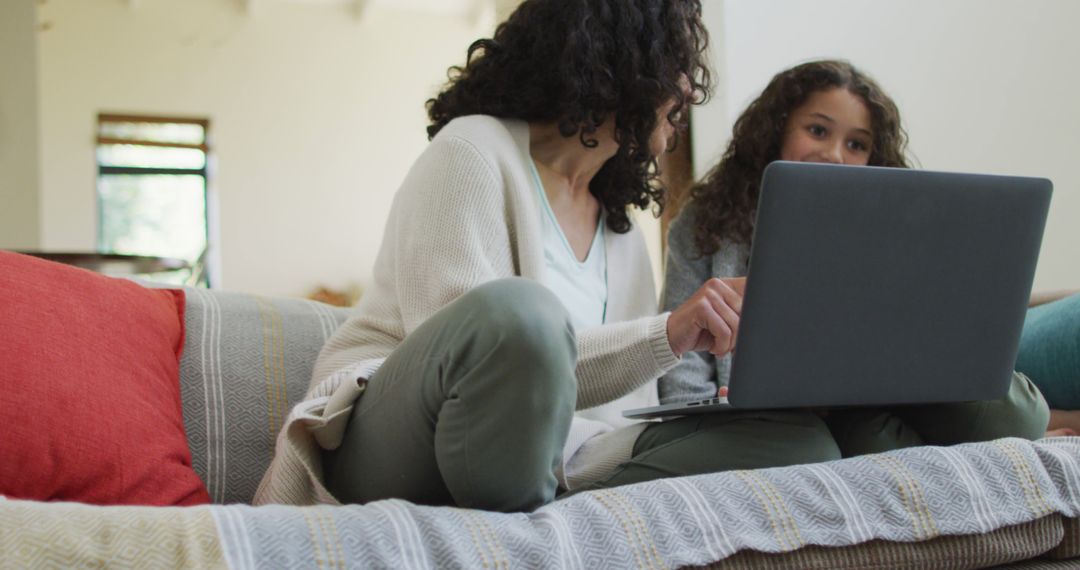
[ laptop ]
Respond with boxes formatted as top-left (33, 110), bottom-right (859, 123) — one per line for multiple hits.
top-left (625, 161), bottom-right (1052, 420)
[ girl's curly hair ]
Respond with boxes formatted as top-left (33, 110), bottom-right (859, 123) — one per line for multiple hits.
top-left (689, 59), bottom-right (910, 256)
top-left (426, 0), bottom-right (711, 234)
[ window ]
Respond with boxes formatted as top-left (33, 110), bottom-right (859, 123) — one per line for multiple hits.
top-left (96, 113), bottom-right (212, 286)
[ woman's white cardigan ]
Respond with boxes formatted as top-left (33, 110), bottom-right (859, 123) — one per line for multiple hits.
top-left (255, 116), bottom-right (679, 506)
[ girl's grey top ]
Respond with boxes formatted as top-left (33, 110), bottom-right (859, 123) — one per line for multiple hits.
top-left (659, 199), bottom-right (751, 404)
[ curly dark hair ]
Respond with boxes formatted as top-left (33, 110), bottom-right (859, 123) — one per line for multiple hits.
top-left (426, 0), bottom-right (711, 234)
top-left (689, 59), bottom-right (910, 256)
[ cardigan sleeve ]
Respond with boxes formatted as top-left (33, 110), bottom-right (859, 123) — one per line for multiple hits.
top-left (575, 314), bottom-right (678, 410)
top-left (657, 203), bottom-right (722, 404)
top-left (310, 133), bottom-right (517, 387)
top-left (389, 135), bottom-right (517, 333)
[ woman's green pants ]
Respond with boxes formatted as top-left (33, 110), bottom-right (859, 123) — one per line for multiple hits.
top-left (586, 372), bottom-right (1048, 490)
top-left (323, 278), bottom-right (1050, 508)
top-left (323, 279), bottom-right (579, 512)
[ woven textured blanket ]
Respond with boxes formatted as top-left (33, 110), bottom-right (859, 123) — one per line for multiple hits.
top-left (5, 437), bottom-right (1080, 569)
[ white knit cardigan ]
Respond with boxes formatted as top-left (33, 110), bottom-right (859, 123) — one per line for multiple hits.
top-left (254, 116), bottom-right (679, 506)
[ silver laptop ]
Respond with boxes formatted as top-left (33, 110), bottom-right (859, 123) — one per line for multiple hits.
top-left (625, 161), bottom-right (1052, 420)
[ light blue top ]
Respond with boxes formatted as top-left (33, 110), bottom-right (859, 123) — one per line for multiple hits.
top-left (529, 161), bottom-right (608, 331)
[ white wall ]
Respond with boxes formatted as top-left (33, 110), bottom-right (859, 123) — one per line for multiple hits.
top-left (697, 0), bottom-right (1080, 290)
top-left (0, 0), bottom-right (41, 249)
top-left (36, 0), bottom-right (491, 297)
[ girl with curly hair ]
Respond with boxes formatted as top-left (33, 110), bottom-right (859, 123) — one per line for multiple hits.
top-left (256, 0), bottom-right (789, 512)
top-left (633, 60), bottom-right (1053, 476)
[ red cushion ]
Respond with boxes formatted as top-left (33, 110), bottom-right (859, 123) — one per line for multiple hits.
top-left (0, 251), bottom-right (210, 506)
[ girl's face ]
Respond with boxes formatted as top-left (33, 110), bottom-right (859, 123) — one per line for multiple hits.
top-left (779, 88), bottom-right (873, 166)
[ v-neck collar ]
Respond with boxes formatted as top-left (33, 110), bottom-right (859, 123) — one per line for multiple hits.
top-left (527, 159), bottom-right (604, 265)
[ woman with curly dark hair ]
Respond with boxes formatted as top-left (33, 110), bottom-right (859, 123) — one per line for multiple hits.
top-left (638, 60), bottom-right (1051, 474)
top-left (255, 0), bottom-right (802, 512)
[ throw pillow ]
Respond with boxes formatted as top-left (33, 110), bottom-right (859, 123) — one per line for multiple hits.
top-left (0, 251), bottom-right (210, 505)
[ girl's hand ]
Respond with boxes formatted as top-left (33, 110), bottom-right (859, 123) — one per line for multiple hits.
top-left (717, 386), bottom-right (729, 398)
top-left (666, 277), bottom-right (746, 358)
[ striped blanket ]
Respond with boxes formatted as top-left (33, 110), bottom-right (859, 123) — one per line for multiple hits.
top-left (5, 437), bottom-right (1080, 569)
top-left (5, 289), bottom-right (1078, 568)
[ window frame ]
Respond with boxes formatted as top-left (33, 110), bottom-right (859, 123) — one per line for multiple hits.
top-left (95, 113), bottom-right (213, 286)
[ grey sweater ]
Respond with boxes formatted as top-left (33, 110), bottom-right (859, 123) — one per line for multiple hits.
top-left (659, 200), bottom-right (751, 404)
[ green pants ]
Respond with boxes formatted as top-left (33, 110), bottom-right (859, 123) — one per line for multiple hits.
top-left (586, 372), bottom-right (1049, 490)
top-left (323, 278), bottom-right (578, 512)
top-left (324, 278), bottom-right (1051, 506)
top-left (824, 371), bottom-right (1049, 455)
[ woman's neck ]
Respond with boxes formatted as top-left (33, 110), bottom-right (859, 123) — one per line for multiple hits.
top-left (528, 121), bottom-right (618, 196)
top-left (527, 121), bottom-right (615, 261)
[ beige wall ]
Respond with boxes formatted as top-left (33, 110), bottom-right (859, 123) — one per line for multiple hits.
top-left (494, 0), bottom-right (522, 23)
top-left (34, 1), bottom-right (1077, 297)
top-left (0, 0), bottom-right (42, 249)
top-left (697, 0), bottom-right (1080, 290)
top-left (36, 0), bottom-right (491, 296)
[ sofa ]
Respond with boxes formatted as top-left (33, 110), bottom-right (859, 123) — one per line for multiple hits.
top-left (4, 254), bottom-right (1080, 568)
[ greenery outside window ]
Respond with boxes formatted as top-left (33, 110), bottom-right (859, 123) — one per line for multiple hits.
top-left (96, 113), bottom-right (211, 286)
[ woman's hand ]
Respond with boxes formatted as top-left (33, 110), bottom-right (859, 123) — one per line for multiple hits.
top-left (666, 277), bottom-right (746, 358)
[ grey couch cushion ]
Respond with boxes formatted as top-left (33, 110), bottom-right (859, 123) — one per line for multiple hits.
top-left (178, 288), bottom-right (350, 504)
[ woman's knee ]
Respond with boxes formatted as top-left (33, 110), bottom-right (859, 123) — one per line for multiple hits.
top-left (453, 278), bottom-right (577, 397)
top-left (463, 278), bottom-right (576, 361)
top-left (826, 409), bottom-right (924, 457)
top-left (960, 372), bottom-right (1050, 442)
top-left (999, 371), bottom-right (1051, 440)
top-left (774, 411), bottom-right (844, 465)
top-left (461, 278), bottom-right (570, 329)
